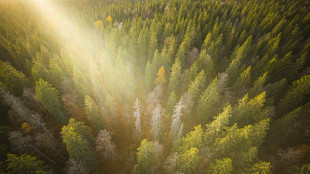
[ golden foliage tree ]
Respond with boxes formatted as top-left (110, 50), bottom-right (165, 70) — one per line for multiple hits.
top-left (154, 66), bottom-right (166, 86)
top-left (106, 16), bottom-right (113, 24)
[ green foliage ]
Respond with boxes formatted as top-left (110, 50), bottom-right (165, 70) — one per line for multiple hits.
top-left (208, 158), bottom-right (233, 174)
top-left (166, 91), bottom-right (177, 115)
top-left (61, 118), bottom-right (96, 171)
top-left (84, 95), bottom-right (103, 131)
top-left (250, 161), bottom-right (272, 174)
top-left (49, 55), bottom-right (66, 90)
top-left (176, 36), bottom-right (190, 69)
top-left (35, 79), bottom-right (68, 124)
top-left (232, 92), bottom-right (268, 127)
top-left (197, 78), bottom-right (219, 123)
top-left (31, 60), bottom-right (50, 83)
top-left (133, 139), bottom-right (156, 174)
top-left (178, 147), bottom-right (201, 174)
top-left (177, 125), bottom-right (203, 153)
top-left (1, 0), bottom-right (310, 173)
top-left (204, 105), bottom-right (232, 147)
top-left (168, 58), bottom-right (182, 93)
top-left (277, 75), bottom-right (310, 116)
top-left (145, 60), bottom-right (153, 92)
top-left (6, 153), bottom-right (53, 174)
top-left (0, 60), bottom-right (27, 96)
top-left (187, 70), bottom-right (206, 100)
top-left (231, 66), bottom-right (251, 97)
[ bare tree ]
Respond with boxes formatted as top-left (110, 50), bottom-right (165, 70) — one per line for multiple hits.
top-left (95, 130), bottom-right (116, 160)
top-left (151, 104), bottom-right (162, 141)
top-left (170, 100), bottom-right (184, 140)
top-left (133, 98), bottom-right (142, 136)
top-left (66, 158), bottom-right (88, 174)
top-left (164, 152), bottom-right (179, 174)
top-left (9, 131), bottom-right (55, 164)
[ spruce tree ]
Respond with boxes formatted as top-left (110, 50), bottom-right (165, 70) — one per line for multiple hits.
top-left (35, 79), bottom-right (68, 124)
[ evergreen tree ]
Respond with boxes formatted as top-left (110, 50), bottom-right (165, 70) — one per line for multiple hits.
top-left (277, 75), bottom-right (310, 116)
top-left (176, 36), bottom-right (190, 69)
top-left (6, 153), bottom-right (54, 174)
top-left (232, 92), bottom-right (268, 127)
top-left (35, 79), bottom-right (68, 124)
top-left (61, 118), bottom-right (96, 172)
top-left (31, 60), bottom-right (50, 83)
top-left (197, 78), bottom-right (219, 123)
top-left (166, 91), bottom-right (177, 115)
top-left (145, 60), bottom-right (153, 92)
top-left (204, 105), bottom-right (232, 146)
top-left (168, 58), bottom-right (182, 93)
top-left (231, 65), bottom-right (251, 98)
top-left (49, 55), bottom-right (66, 90)
top-left (84, 95), bottom-right (103, 131)
top-left (148, 32), bottom-right (158, 60)
top-left (0, 60), bottom-right (27, 97)
top-left (187, 70), bottom-right (206, 100)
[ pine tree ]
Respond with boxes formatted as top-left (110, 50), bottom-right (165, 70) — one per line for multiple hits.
top-left (61, 119), bottom-right (96, 172)
top-left (249, 72), bottom-right (268, 98)
top-left (176, 36), bottom-right (190, 69)
top-left (35, 79), bottom-right (68, 124)
top-left (232, 92), bottom-right (268, 127)
top-left (183, 61), bottom-right (199, 90)
top-left (277, 75), bottom-right (310, 116)
top-left (204, 105), bottom-right (232, 147)
top-left (148, 32), bottom-right (158, 60)
top-left (168, 58), bottom-right (182, 93)
top-left (187, 70), bottom-right (206, 100)
top-left (197, 78), bottom-right (219, 123)
top-left (0, 60), bottom-right (27, 96)
top-left (31, 60), bottom-right (50, 83)
top-left (145, 60), bottom-right (153, 92)
top-left (49, 55), bottom-right (66, 90)
top-left (231, 66), bottom-right (251, 98)
top-left (84, 95), bottom-right (103, 131)
top-left (166, 91), bottom-right (177, 115)
top-left (6, 153), bottom-right (54, 174)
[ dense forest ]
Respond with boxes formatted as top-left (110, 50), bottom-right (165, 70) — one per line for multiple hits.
top-left (0, 0), bottom-right (310, 173)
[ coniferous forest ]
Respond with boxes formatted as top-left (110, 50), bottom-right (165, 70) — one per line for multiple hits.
top-left (0, 0), bottom-right (310, 173)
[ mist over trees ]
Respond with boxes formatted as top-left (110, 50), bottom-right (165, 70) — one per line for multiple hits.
top-left (0, 0), bottom-right (310, 173)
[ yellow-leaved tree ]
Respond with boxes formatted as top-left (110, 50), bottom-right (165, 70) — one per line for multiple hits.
top-left (94, 20), bottom-right (104, 30)
top-left (106, 16), bottom-right (113, 24)
top-left (155, 66), bottom-right (166, 86)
